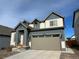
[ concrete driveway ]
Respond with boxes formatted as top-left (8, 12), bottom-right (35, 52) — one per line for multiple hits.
top-left (5, 50), bottom-right (61, 59)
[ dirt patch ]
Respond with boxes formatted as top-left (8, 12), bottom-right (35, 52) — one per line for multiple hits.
top-left (0, 50), bottom-right (19, 59)
top-left (60, 49), bottom-right (79, 59)
top-left (60, 53), bottom-right (79, 59)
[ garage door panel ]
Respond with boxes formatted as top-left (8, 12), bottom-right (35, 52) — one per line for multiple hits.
top-left (31, 36), bottom-right (61, 50)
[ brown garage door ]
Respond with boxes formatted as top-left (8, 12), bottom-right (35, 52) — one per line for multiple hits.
top-left (31, 34), bottom-right (61, 50)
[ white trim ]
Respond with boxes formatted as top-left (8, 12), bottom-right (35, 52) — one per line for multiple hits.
top-left (10, 32), bottom-right (16, 46)
top-left (20, 34), bottom-right (24, 45)
top-left (61, 41), bottom-right (66, 48)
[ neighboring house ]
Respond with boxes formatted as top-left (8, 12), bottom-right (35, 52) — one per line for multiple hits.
top-left (66, 35), bottom-right (75, 41)
top-left (66, 38), bottom-right (71, 40)
top-left (0, 25), bottom-right (14, 49)
top-left (73, 9), bottom-right (79, 44)
top-left (71, 35), bottom-right (75, 40)
top-left (10, 12), bottom-right (66, 51)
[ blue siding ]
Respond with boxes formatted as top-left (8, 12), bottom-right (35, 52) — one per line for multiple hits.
top-left (30, 29), bottom-right (64, 41)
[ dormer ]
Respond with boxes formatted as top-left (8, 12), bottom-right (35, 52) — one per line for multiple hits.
top-left (31, 19), bottom-right (40, 29)
top-left (22, 20), bottom-right (29, 26)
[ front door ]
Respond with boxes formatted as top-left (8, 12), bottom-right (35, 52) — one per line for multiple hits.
top-left (20, 34), bottom-right (24, 45)
top-left (17, 30), bottom-right (24, 47)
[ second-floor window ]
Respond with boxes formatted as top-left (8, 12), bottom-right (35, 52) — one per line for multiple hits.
top-left (50, 20), bottom-right (57, 26)
top-left (34, 23), bottom-right (39, 29)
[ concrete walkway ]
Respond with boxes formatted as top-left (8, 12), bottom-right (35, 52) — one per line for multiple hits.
top-left (62, 48), bottom-right (75, 54)
top-left (5, 50), bottom-right (61, 59)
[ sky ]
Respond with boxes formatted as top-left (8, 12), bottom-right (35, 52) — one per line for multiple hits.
top-left (0, 0), bottom-right (79, 38)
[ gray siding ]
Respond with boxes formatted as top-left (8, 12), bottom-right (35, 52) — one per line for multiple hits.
top-left (30, 29), bottom-right (64, 41)
top-left (15, 24), bottom-right (29, 46)
top-left (34, 23), bottom-right (40, 29)
top-left (0, 36), bottom-right (10, 49)
top-left (46, 14), bottom-right (60, 20)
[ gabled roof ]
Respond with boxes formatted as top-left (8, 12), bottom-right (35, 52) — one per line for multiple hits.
top-left (73, 9), bottom-right (79, 27)
top-left (0, 25), bottom-right (14, 36)
top-left (31, 19), bottom-right (41, 24)
top-left (71, 35), bottom-right (75, 39)
top-left (31, 12), bottom-right (64, 23)
top-left (15, 22), bottom-right (32, 30)
top-left (44, 12), bottom-right (64, 21)
top-left (15, 11), bottom-right (64, 30)
top-left (43, 12), bottom-right (64, 27)
top-left (23, 20), bottom-right (29, 24)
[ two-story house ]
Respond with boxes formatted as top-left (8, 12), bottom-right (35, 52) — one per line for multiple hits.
top-left (73, 9), bottom-right (79, 44)
top-left (10, 12), bottom-right (66, 51)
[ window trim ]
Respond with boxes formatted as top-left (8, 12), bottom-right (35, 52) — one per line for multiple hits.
top-left (34, 23), bottom-right (40, 29)
top-left (50, 20), bottom-right (57, 26)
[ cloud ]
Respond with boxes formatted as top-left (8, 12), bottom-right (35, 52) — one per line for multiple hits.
top-left (0, 0), bottom-right (78, 28)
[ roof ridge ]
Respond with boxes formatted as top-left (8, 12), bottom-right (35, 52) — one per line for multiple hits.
top-left (0, 25), bottom-right (14, 30)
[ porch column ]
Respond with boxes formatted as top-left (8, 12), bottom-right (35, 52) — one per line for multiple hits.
top-left (15, 30), bottom-right (19, 46)
top-left (23, 30), bottom-right (29, 47)
top-left (10, 32), bottom-right (16, 46)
